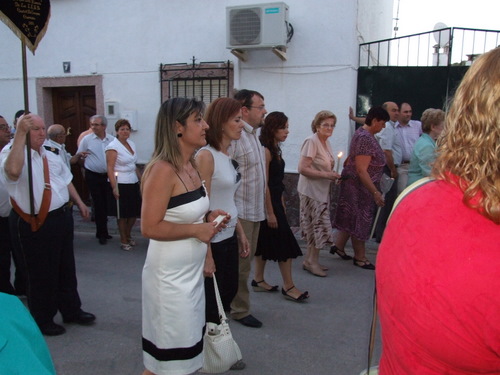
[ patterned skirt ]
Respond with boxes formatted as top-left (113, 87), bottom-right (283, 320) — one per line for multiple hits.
top-left (299, 193), bottom-right (333, 249)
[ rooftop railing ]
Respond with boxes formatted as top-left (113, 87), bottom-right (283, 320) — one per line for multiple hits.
top-left (359, 27), bottom-right (500, 67)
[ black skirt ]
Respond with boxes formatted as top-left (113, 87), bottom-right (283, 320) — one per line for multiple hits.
top-left (108, 182), bottom-right (142, 218)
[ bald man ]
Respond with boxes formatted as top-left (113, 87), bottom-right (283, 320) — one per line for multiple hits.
top-left (1, 114), bottom-right (95, 336)
top-left (44, 124), bottom-right (88, 168)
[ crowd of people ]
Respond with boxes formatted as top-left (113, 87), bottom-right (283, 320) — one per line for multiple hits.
top-left (0, 46), bottom-right (498, 375)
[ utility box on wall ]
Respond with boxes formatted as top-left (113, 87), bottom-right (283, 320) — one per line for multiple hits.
top-left (226, 2), bottom-right (289, 49)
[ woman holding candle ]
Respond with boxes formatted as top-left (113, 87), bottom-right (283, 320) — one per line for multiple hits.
top-left (297, 110), bottom-right (341, 277)
top-left (331, 106), bottom-right (389, 270)
top-left (106, 119), bottom-right (142, 251)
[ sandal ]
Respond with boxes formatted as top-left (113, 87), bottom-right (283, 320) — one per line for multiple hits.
top-left (302, 263), bottom-right (327, 277)
top-left (251, 280), bottom-right (279, 292)
top-left (302, 262), bottom-right (329, 271)
top-left (128, 238), bottom-right (136, 246)
top-left (353, 257), bottom-right (375, 270)
top-left (330, 245), bottom-right (353, 260)
top-left (281, 286), bottom-right (309, 302)
top-left (120, 243), bottom-right (133, 251)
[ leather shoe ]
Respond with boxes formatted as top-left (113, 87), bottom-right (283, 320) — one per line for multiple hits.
top-left (63, 310), bottom-right (96, 325)
top-left (234, 314), bottom-right (262, 328)
top-left (98, 237), bottom-right (107, 245)
top-left (96, 234), bottom-right (112, 239)
top-left (230, 360), bottom-right (246, 370)
top-left (39, 322), bottom-right (66, 336)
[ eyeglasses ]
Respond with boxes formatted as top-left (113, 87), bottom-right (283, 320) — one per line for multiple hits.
top-left (246, 105), bottom-right (266, 111)
top-left (0, 125), bottom-right (10, 132)
top-left (320, 123), bottom-right (335, 129)
top-left (90, 123), bottom-right (104, 127)
top-left (231, 159), bottom-right (241, 183)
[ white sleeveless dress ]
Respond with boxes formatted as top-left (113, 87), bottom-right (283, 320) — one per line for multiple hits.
top-left (142, 186), bottom-right (209, 375)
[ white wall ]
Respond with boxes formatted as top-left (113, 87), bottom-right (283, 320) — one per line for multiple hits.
top-left (0, 0), bottom-right (393, 168)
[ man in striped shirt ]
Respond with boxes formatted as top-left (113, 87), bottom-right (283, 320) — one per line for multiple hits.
top-left (228, 89), bottom-right (267, 328)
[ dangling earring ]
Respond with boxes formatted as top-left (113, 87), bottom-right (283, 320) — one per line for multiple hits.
top-left (177, 133), bottom-right (182, 137)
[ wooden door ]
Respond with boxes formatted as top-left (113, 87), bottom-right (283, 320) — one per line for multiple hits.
top-left (52, 86), bottom-right (96, 202)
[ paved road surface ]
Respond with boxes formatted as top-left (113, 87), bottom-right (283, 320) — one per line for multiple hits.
top-left (42, 215), bottom-right (381, 375)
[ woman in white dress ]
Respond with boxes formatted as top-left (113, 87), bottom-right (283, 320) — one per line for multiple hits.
top-left (141, 98), bottom-right (228, 375)
top-left (105, 119), bottom-right (142, 251)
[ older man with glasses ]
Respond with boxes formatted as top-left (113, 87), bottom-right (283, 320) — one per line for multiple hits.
top-left (76, 115), bottom-right (115, 244)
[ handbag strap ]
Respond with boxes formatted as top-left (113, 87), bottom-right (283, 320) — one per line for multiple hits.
top-left (212, 274), bottom-right (228, 323)
top-left (366, 177), bottom-right (433, 374)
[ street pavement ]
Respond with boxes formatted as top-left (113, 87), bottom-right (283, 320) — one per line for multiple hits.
top-left (43, 214), bottom-right (381, 375)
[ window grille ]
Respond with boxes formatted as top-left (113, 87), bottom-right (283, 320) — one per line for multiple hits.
top-left (160, 59), bottom-right (233, 105)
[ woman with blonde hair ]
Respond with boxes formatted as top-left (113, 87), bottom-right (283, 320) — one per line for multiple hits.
top-left (377, 47), bottom-right (500, 374)
top-left (297, 110), bottom-right (341, 277)
top-left (140, 98), bottom-right (228, 375)
top-left (406, 108), bottom-right (445, 185)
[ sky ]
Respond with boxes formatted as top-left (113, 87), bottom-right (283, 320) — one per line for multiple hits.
top-left (393, 0), bottom-right (500, 37)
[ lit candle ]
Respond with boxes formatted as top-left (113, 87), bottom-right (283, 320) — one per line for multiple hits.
top-left (336, 151), bottom-right (343, 174)
top-left (115, 172), bottom-right (120, 219)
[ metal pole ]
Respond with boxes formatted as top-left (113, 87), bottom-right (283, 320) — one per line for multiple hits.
top-left (21, 41), bottom-right (35, 218)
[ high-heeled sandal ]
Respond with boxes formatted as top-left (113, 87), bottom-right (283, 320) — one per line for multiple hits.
top-left (281, 286), bottom-right (309, 302)
top-left (353, 257), bottom-right (375, 270)
top-left (251, 280), bottom-right (279, 292)
top-left (330, 245), bottom-right (353, 260)
top-left (120, 243), bottom-right (132, 251)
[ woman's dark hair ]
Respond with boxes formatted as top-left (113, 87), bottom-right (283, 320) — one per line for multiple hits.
top-left (365, 106), bottom-right (390, 125)
top-left (260, 111), bottom-right (288, 159)
top-left (114, 118), bottom-right (131, 132)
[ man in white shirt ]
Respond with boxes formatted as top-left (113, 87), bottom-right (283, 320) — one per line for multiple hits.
top-left (228, 89), bottom-right (267, 328)
top-left (374, 102), bottom-right (401, 242)
top-left (77, 115), bottom-right (115, 244)
top-left (395, 103), bottom-right (422, 193)
top-left (1, 113), bottom-right (95, 336)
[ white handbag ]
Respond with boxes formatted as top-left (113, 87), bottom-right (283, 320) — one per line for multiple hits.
top-left (200, 274), bottom-right (242, 373)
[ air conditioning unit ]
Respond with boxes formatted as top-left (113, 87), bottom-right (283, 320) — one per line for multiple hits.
top-left (226, 2), bottom-right (289, 49)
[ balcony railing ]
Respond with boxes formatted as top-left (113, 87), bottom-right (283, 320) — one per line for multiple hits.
top-left (359, 27), bottom-right (500, 67)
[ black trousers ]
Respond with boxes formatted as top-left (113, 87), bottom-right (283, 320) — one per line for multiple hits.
top-left (374, 166), bottom-right (399, 242)
top-left (9, 206), bottom-right (82, 326)
top-left (0, 215), bottom-right (26, 294)
top-left (84, 168), bottom-right (111, 239)
top-left (205, 233), bottom-right (239, 324)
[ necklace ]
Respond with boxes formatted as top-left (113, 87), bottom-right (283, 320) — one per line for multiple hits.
top-left (184, 166), bottom-right (198, 188)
